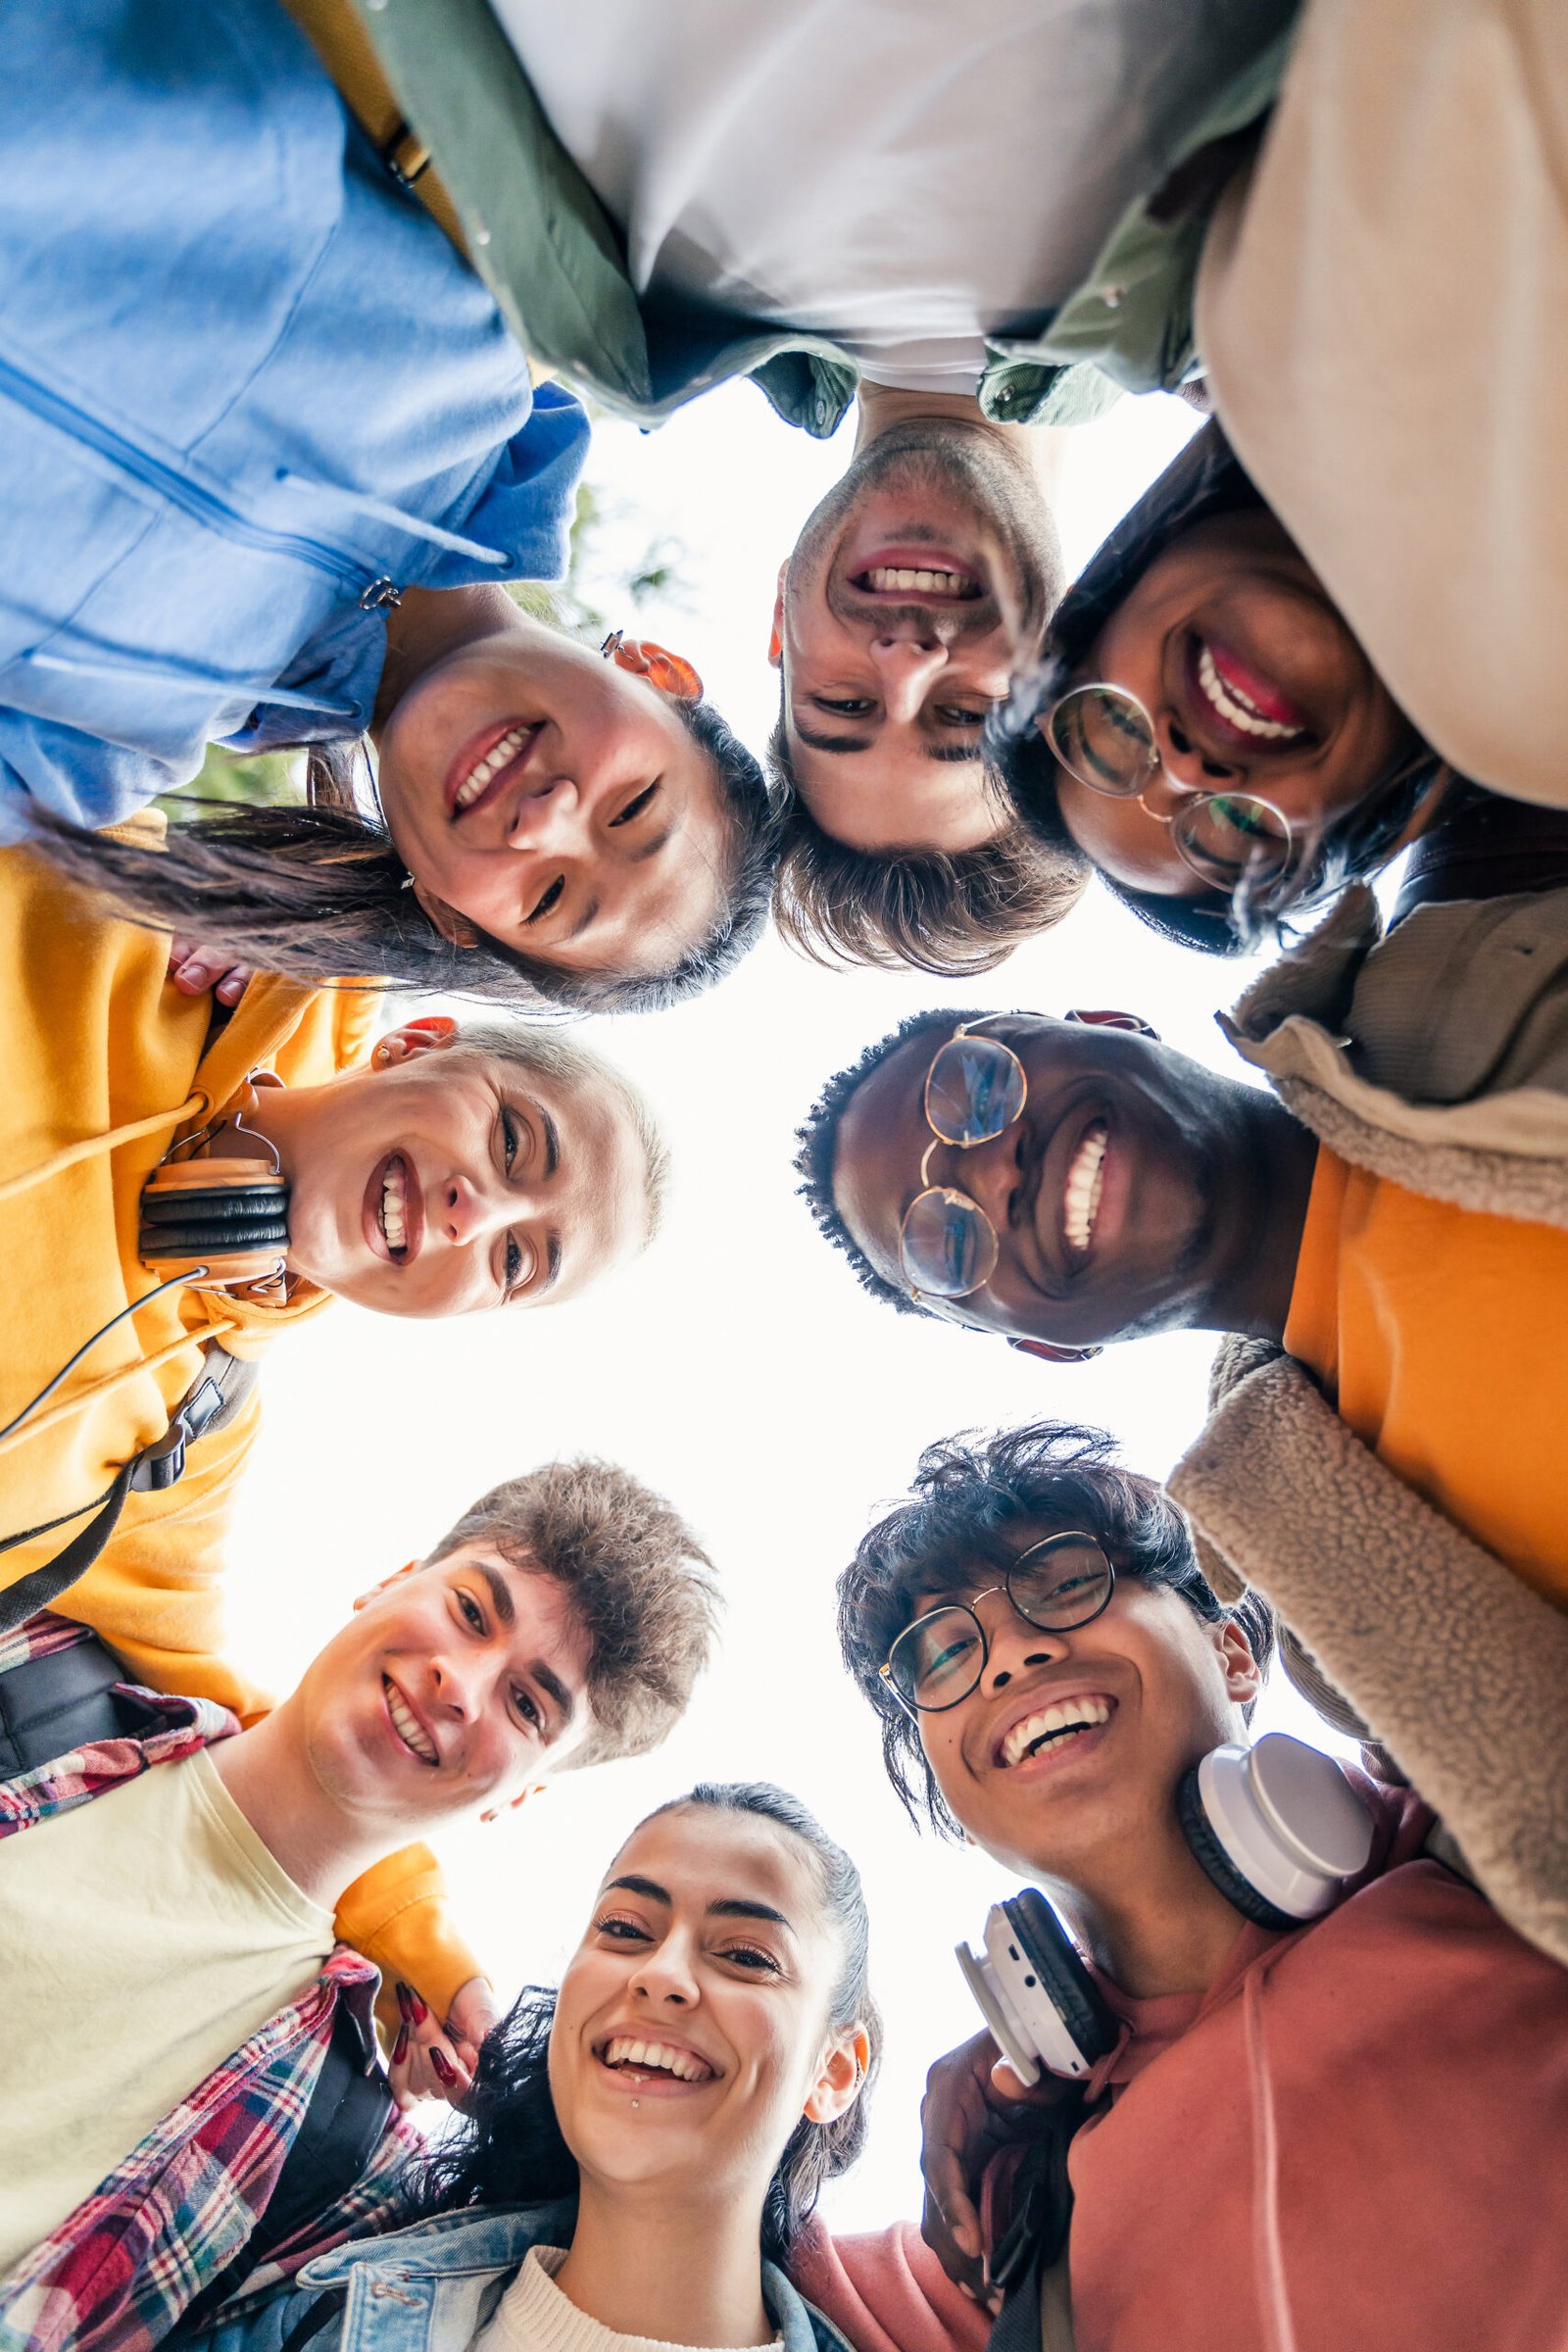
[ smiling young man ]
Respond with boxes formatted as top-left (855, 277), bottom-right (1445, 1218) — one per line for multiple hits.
top-left (787, 1419), bottom-right (1568, 2352)
top-left (796, 898), bottom-right (1568, 1960)
top-left (0, 1455), bottom-right (717, 2344)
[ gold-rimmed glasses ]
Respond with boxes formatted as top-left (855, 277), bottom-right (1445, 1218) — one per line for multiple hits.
top-left (898, 1017), bottom-right (1027, 1301)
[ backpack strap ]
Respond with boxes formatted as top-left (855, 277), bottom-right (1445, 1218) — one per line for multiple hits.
top-left (281, 0), bottom-right (467, 255)
top-left (0, 1625), bottom-right (160, 1778)
top-left (0, 1347), bottom-right (261, 1635)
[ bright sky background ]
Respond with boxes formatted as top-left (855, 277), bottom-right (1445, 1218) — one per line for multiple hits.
top-left (225, 382), bottom-right (1350, 2231)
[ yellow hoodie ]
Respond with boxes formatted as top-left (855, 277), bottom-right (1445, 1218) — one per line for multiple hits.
top-left (0, 837), bottom-right (483, 2021)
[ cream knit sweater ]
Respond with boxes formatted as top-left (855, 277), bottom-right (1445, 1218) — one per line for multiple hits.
top-left (473, 2245), bottom-right (785, 2352)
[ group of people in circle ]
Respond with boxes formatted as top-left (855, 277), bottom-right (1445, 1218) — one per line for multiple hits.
top-left (3, 1), bottom-right (1567, 2348)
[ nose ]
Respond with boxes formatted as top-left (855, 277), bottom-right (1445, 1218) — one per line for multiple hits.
top-left (505, 772), bottom-right (590, 856)
top-left (867, 633), bottom-right (949, 724)
top-left (630, 1931), bottom-right (701, 2009)
top-left (978, 1599), bottom-right (1069, 1694)
top-left (1147, 715), bottom-right (1243, 808)
top-left (439, 1170), bottom-right (518, 1247)
top-left (426, 1653), bottom-right (477, 1724)
top-left (939, 1120), bottom-right (1026, 1234)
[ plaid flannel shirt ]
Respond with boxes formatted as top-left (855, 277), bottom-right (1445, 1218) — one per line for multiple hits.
top-left (0, 1615), bottom-right (417, 2352)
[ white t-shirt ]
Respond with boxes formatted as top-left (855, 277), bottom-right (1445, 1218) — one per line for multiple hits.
top-left (494, 0), bottom-right (1294, 393)
top-left (0, 1749), bottom-right (334, 2278)
top-left (474, 2244), bottom-right (785, 2352)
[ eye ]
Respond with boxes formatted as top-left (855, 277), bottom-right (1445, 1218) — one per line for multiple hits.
top-left (512, 1684), bottom-right (543, 1733)
top-left (719, 1943), bottom-right (781, 1976)
top-left (457, 1590), bottom-right (485, 1633)
top-left (500, 1105), bottom-right (519, 1175)
top-left (814, 696), bottom-right (874, 716)
top-left (525, 875), bottom-right (565, 926)
top-left (504, 1233), bottom-right (525, 1295)
top-left (610, 780), bottom-right (660, 829)
top-left (935, 705), bottom-right (986, 727)
top-left (594, 1912), bottom-right (654, 1943)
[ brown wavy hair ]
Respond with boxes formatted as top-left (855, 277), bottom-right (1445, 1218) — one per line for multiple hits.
top-left (768, 719), bottom-right (1087, 976)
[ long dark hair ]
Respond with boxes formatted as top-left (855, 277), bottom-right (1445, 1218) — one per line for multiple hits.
top-left (410, 1783), bottom-right (881, 2266)
top-left (25, 700), bottom-right (780, 1014)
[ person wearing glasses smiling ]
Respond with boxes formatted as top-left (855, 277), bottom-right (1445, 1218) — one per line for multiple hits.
top-left (786, 1420), bottom-right (1568, 2352)
top-left (797, 971), bottom-right (1568, 1963)
top-left (991, 421), bottom-right (1500, 958)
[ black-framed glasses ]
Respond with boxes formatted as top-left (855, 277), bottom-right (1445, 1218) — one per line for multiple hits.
top-left (880, 1533), bottom-right (1116, 1717)
top-left (898, 1018), bottom-right (1027, 1301)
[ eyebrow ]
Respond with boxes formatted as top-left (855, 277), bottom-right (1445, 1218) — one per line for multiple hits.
top-left (629, 827), bottom-right (673, 866)
top-left (565, 896), bottom-right (602, 944)
top-left (793, 722), bottom-right (872, 756)
top-left (471, 1562), bottom-right (576, 1730)
top-left (604, 1875), bottom-right (797, 1934)
top-left (538, 1103), bottom-right (560, 1180)
top-left (793, 722), bottom-right (983, 766)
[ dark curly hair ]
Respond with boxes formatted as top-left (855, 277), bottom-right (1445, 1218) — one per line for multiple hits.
top-left (793, 1004), bottom-right (991, 1319)
top-left (24, 694), bottom-right (781, 1016)
top-left (837, 1420), bottom-right (1277, 1836)
top-left (408, 1783), bottom-right (882, 2267)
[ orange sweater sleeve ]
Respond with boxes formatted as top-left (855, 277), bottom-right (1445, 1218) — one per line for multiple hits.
top-left (332, 1842), bottom-right (489, 2032)
top-left (791, 2217), bottom-right (992, 2352)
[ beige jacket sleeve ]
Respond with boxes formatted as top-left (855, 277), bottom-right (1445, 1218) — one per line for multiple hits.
top-left (1169, 1349), bottom-right (1568, 1969)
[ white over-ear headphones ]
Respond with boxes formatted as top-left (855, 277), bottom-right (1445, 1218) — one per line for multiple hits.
top-left (956, 1733), bottom-right (1374, 2083)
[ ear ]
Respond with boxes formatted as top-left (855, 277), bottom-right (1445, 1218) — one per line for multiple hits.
top-left (1008, 1336), bottom-right (1103, 1366)
top-left (353, 1559), bottom-right (421, 1612)
top-left (479, 1782), bottom-right (549, 1826)
top-left (411, 880), bottom-right (480, 951)
top-left (804, 2022), bottom-right (871, 2126)
top-left (1063, 1008), bottom-right (1159, 1038)
top-left (1216, 1615), bottom-right (1263, 1710)
top-left (370, 1014), bottom-right (459, 1069)
top-left (606, 635), bottom-right (704, 701)
top-left (768, 563), bottom-right (788, 668)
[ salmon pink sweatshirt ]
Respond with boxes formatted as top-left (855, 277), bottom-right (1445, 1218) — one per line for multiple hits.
top-left (795, 1786), bottom-right (1568, 2352)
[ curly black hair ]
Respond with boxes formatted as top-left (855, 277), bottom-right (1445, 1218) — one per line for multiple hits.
top-left (792, 1004), bottom-right (992, 1318)
top-left (837, 1420), bottom-right (1277, 1837)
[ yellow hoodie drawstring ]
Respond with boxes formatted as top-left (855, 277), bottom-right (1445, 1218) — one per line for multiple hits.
top-left (0, 1305), bottom-right (241, 1460)
top-left (0, 1092), bottom-right (208, 1207)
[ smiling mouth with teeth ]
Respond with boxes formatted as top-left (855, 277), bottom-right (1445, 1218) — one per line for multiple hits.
top-left (453, 723), bottom-right (534, 813)
top-left (853, 564), bottom-right (982, 599)
top-left (378, 1154), bottom-right (410, 1259)
top-left (1062, 1122), bottom-right (1108, 1259)
top-left (1194, 641), bottom-right (1306, 743)
top-left (1000, 1693), bottom-right (1114, 1769)
top-left (383, 1676), bottom-right (437, 1764)
top-left (599, 2035), bottom-right (716, 2084)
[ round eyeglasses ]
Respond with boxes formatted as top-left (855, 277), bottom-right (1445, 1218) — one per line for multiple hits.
top-left (1043, 681), bottom-right (1297, 909)
top-left (898, 1019), bottom-right (1027, 1301)
top-left (880, 1533), bottom-right (1116, 1717)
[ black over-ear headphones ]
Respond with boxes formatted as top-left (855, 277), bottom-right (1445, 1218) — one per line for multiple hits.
top-left (956, 1733), bottom-right (1374, 2082)
top-left (136, 1090), bottom-right (289, 1291)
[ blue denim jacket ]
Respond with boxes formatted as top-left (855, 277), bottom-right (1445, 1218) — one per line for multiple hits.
top-left (197, 2202), bottom-right (858, 2352)
top-left (0, 0), bottom-right (588, 844)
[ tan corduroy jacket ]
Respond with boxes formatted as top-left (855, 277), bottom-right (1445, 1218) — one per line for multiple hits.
top-left (1169, 885), bottom-right (1568, 1967)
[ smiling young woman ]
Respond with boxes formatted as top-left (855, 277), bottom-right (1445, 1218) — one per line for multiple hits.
top-left (195, 1785), bottom-right (880, 2352)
